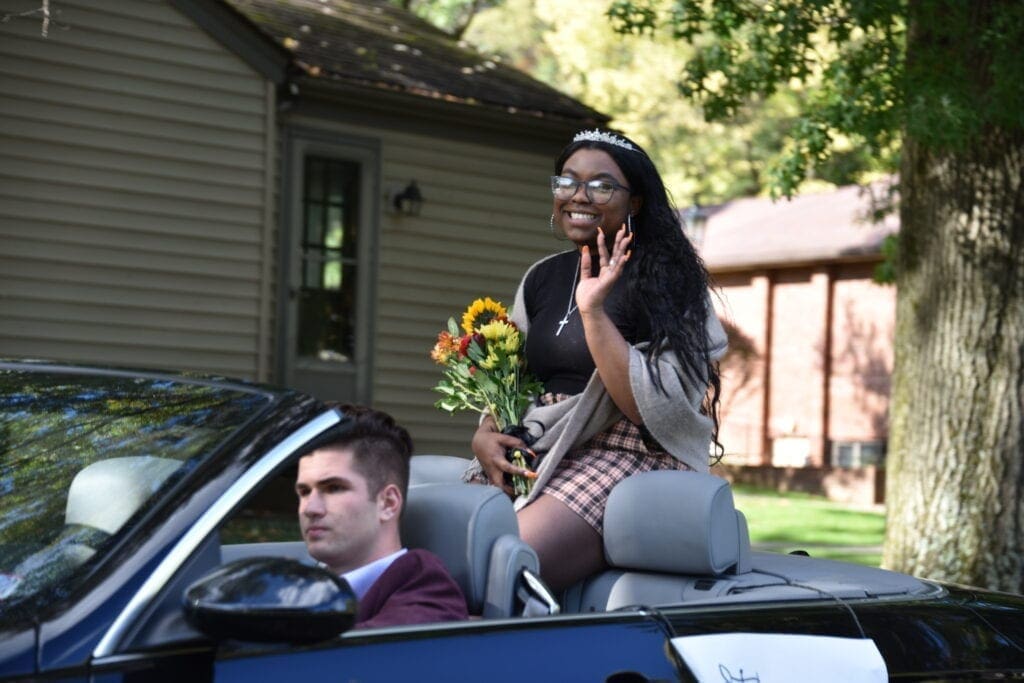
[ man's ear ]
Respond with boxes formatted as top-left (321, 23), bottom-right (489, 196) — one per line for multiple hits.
top-left (378, 483), bottom-right (403, 522)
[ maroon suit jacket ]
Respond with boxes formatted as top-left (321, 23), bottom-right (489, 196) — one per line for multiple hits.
top-left (355, 549), bottom-right (469, 629)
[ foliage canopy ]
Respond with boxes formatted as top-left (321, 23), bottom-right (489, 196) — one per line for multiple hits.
top-left (462, 0), bottom-right (890, 203)
top-left (606, 0), bottom-right (1024, 197)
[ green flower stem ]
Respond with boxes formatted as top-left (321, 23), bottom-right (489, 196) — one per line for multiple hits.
top-left (509, 449), bottom-right (533, 497)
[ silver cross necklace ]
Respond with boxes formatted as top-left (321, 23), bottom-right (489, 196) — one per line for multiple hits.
top-left (556, 263), bottom-right (580, 336)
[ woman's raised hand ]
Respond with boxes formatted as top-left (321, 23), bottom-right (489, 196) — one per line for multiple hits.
top-left (576, 223), bottom-right (632, 315)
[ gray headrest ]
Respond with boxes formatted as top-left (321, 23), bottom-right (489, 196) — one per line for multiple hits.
top-left (401, 483), bottom-right (518, 613)
top-left (65, 456), bottom-right (182, 535)
top-left (409, 455), bottom-right (469, 486)
top-left (603, 471), bottom-right (747, 575)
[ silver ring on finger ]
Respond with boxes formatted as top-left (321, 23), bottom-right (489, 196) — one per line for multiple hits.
top-left (608, 258), bottom-right (617, 267)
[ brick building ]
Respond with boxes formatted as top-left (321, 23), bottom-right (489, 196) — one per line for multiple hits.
top-left (698, 184), bottom-right (898, 505)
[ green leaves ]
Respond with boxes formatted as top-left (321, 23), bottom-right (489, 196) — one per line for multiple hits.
top-left (607, 0), bottom-right (658, 34)
top-left (608, 0), bottom-right (1023, 189)
top-left (873, 233), bottom-right (898, 284)
top-left (610, 0), bottom-right (907, 196)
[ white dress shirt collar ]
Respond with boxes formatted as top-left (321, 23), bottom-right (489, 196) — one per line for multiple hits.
top-left (341, 548), bottom-right (407, 600)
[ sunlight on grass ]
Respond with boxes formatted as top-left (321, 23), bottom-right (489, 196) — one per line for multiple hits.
top-left (815, 550), bottom-right (884, 567)
top-left (732, 485), bottom-right (886, 568)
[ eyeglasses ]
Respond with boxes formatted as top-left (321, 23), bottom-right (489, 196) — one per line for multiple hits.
top-left (550, 175), bottom-right (631, 205)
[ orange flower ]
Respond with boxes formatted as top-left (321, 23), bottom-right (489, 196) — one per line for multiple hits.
top-left (430, 331), bottom-right (459, 365)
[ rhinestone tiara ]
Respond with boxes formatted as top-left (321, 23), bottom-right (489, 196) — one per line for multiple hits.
top-left (573, 129), bottom-right (638, 152)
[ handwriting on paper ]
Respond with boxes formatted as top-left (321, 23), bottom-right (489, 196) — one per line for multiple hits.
top-left (719, 664), bottom-right (761, 682)
top-left (671, 633), bottom-right (887, 682)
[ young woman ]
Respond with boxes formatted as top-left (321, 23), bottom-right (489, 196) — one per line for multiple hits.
top-left (467, 130), bottom-right (727, 590)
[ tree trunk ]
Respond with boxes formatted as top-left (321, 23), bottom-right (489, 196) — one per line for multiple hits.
top-left (884, 3), bottom-right (1024, 590)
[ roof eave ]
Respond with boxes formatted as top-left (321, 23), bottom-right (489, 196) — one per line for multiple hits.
top-left (290, 76), bottom-right (609, 147)
top-left (705, 250), bottom-right (883, 275)
top-left (171, 0), bottom-right (290, 84)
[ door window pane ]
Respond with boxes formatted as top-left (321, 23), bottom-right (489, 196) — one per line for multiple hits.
top-left (302, 253), bottom-right (346, 291)
top-left (300, 157), bottom-right (360, 363)
top-left (303, 158), bottom-right (359, 259)
top-left (297, 271), bottom-right (356, 363)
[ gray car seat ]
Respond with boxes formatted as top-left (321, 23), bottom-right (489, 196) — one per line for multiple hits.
top-left (401, 482), bottom-right (540, 618)
top-left (562, 470), bottom-right (751, 612)
top-left (409, 454), bottom-right (470, 486)
top-left (221, 478), bottom-right (541, 619)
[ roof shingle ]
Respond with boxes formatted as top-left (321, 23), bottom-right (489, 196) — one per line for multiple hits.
top-left (699, 182), bottom-right (899, 270)
top-left (225, 0), bottom-right (606, 124)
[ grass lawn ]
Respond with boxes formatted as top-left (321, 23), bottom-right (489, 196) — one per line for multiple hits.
top-left (731, 485), bottom-right (886, 567)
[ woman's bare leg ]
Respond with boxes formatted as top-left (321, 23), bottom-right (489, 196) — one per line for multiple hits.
top-left (517, 493), bottom-right (606, 591)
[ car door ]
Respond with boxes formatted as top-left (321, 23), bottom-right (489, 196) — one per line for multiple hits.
top-left (83, 409), bottom-right (343, 683)
top-left (82, 406), bottom-right (680, 683)
top-left (208, 614), bottom-right (680, 683)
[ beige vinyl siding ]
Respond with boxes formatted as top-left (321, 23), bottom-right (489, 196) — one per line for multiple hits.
top-left (0, 0), bottom-right (273, 378)
top-left (380, 142), bottom-right (560, 457)
top-left (287, 115), bottom-right (560, 457)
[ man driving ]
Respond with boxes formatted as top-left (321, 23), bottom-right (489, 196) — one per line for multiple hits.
top-left (295, 406), bottom-right (468, 629)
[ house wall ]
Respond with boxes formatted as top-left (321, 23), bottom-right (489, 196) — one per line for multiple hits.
top-left (714, 271), bottom-right (769, 461)
top-left (828, 264), bottom-right (894, 442)
top-left (381, 138), bottom-right (554, 458)
top-left (768, 267), bottom-right (831, 465)
top-left (283, 114), bottom-right (559, 458)
top-left (1, 0), bottom-right (578, 461)
top-left (714, 261), bottom-right (895, 469)
top-left (0, 0), bottom-right (275, 379)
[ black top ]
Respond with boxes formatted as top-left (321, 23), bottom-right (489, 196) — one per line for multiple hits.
top-left (523, 251), bottom-right (651, 395)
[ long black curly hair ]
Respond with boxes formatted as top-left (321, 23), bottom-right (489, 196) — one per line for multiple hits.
top-left (555, 132), bottom-right (723, 457)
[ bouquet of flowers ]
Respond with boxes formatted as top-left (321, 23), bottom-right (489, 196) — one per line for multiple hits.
top-left (430, 297), bottom-right (543, 496)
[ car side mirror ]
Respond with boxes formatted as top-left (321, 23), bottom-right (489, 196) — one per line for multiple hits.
top-left (184, 557), bottom-right (356, 643)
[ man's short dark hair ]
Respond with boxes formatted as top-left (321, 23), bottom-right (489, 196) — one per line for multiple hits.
top-left (309, 404), bottom-right (413, 503)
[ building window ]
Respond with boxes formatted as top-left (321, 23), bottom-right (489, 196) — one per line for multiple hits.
top-left (830, 440), bottom-right (887, 468)
top-left (298, 156), bottom-right (361, 364)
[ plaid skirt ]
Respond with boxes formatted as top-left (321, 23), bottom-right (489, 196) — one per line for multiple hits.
top-left (467, 395), bottom-right (693, 534)
top-left (548, 421), bottom-right (692, 532)
top-left (543, 401), bottom-right (692, 535)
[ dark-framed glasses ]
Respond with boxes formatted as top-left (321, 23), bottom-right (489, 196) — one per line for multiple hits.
top-left (550, 176), bottom-right (630, 205)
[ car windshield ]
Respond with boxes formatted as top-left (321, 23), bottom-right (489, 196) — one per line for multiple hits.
top-left (0, 368), bottom-right (273, 614)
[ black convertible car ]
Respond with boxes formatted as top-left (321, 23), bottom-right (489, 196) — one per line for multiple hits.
top-left (2, 360), bottom-right (1023, 682)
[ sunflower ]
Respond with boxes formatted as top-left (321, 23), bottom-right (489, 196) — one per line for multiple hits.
top-left (461, 297), bottom-right (507, 334)
top-left (478, 348), bottom-right (501, 371)
top-left (478, 320), bottom-right (521, 354)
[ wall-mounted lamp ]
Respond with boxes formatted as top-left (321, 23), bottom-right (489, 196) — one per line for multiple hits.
top-left (391, 180), bottom-right (424, 216)
top-left (682, 201), bottom-right (709, 247)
